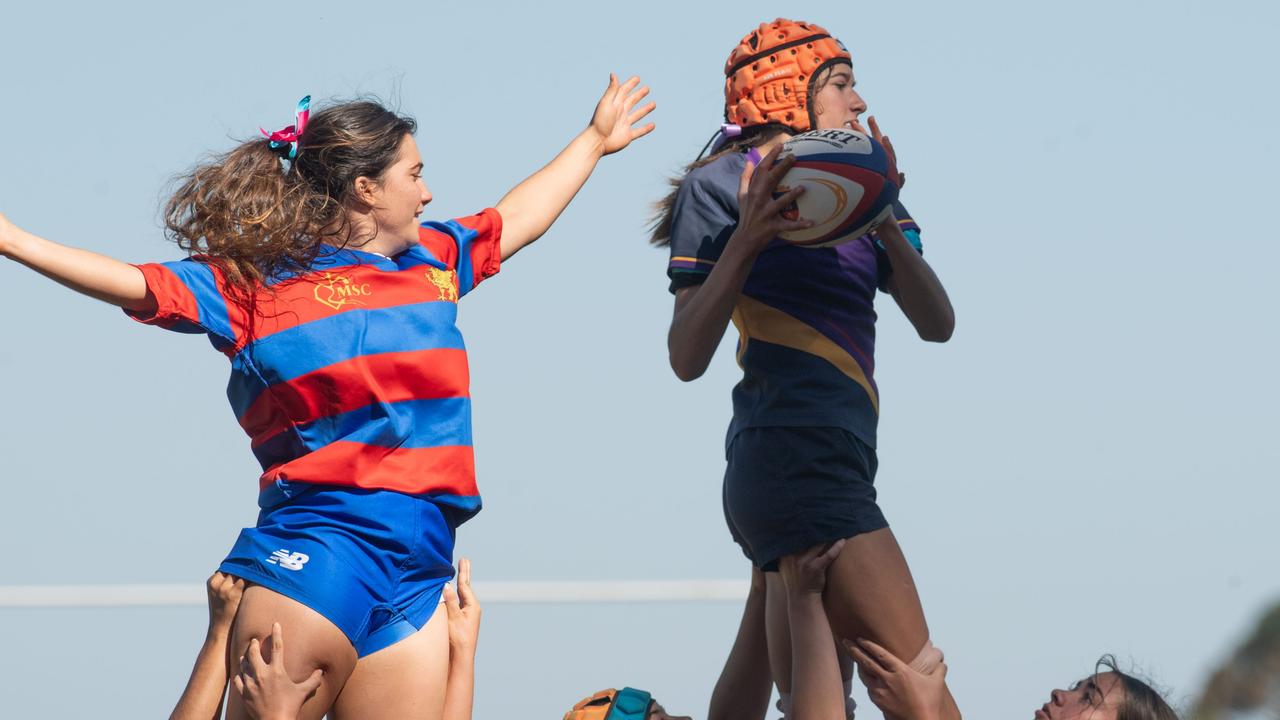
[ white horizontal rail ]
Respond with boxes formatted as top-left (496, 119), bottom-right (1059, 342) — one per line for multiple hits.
top-left (0, 580), bottom-right (749, 609)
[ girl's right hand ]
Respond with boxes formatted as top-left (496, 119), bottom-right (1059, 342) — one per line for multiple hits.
top-left (732, 146), bottom-right (812, 255)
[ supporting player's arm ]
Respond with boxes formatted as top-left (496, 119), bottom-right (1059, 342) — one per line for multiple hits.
top-left (443, 558), bottom-right (482, 720)
top-left (877, 216), bottom-right (955, 342)
top-left (493, 74), bottom-right (655, 261)
top-left (0, 212), bottom-right (154, 311)
top-left (170, 572), bottom-right (246, 720)
top-left (779, 541), bottom-right (848, 720)
top-left (668, 148), bottom-right (808, 381)
top-left (707, 567), bottom-right (773, 720)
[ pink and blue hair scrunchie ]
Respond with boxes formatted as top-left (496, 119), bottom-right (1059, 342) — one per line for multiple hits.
top-left (260, 95), bottom-right (311, 160)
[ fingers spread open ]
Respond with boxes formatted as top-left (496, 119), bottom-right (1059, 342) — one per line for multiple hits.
top-left (628, 101), bottom-right (657, 126)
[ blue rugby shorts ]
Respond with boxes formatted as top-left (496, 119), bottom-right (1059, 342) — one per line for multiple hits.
top-left (220, 484), bottom-right (456, 657)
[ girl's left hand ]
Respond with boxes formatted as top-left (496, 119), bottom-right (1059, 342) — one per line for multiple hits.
top-left (588, 74), bottom-right (656, 156)
top-left (867, 116), bottom-right (905, 188)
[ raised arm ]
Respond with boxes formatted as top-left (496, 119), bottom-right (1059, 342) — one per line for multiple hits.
top-left (779, 541), bottom-right (847, 720)
top-left (170, 572), bottom-right (245, 720)
top-left (668, 146), bottom-right (808, 381)
top-left (876, 216), bottom-right (954, 342)
top-left (865, 118), bottom-right (954, 343)
top-left (0, 212), bottom-right (154, 312)
top-left (493, 74), bottom-right (655, 261)
top-left (707, 567), bottom-right (773, 720)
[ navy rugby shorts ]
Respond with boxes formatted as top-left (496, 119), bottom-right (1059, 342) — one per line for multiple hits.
top-left (723, 426), bottom-right (888, 571)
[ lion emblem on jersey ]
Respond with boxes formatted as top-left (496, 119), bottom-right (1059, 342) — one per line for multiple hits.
top-left (425, 267), bottom-right (459, 303)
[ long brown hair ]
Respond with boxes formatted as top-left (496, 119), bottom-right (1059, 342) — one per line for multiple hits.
top-left (647, 123), bottom-right (788, 247)
top-left (1095, 655), bottom-right (1181, 720)
top-left (164, 100), bottom-right (416, 294)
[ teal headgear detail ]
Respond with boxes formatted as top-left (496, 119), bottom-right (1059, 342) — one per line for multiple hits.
top-left (607, 688), bottom-right (653, 720)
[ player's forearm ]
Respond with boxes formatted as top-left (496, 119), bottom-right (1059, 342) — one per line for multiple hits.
top-left (708, 578), bottom-right (772, 720)
top-left (788, 595), bottom-right (845, 720)
top-left (493, 128), bottom-right (605, 261)
top-left (442, 649), bottom-right (476, 720)
top-left (668, 238), bottom-right (758, 381)
top-left (878, 223), bottom-right (953, 342)
top-left (3, 227), bottom-right (153, 311)
top-left (169, 629), bottom-right (232, 720)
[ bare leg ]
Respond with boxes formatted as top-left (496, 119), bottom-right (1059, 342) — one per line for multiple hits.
top-left (765, 572), bottom-right (793, 694)
top-left (331, 602), bottom-right (450, 720)
top-left (224, 586), bottom-right (358, 720)
top-left (822, 528), bottom-right (959, 716)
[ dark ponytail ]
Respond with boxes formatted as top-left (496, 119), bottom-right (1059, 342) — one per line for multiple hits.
top-left (647, 123), bottom-right (790, 247)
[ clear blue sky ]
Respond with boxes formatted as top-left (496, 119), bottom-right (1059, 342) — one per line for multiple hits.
top-left (2, 0), bottom-right (1277, 717)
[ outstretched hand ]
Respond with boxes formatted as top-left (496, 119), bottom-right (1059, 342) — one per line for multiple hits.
top-left (444, 557), bottom-right (482, 657)
top-left (843, 637), bottom-right (947, 720)
top-left (233, 622), bottom-right (324, 720)
top-left (589, 74), bottom-right (656, 156)
top-left (867, 116), bottom-right (905, 188)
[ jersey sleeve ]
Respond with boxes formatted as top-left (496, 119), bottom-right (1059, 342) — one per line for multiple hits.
top-left (667, 165), bottom-right (740, 294)
top-left (418, 207), bottom-right (503, 298)
top-left (125, 259), bottom-right (239, 345)
top-left (876, 199), bottom-right (925, 293)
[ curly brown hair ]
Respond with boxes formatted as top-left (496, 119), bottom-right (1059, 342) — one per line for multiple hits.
top-left (163, 100), bottom-right (416, 296)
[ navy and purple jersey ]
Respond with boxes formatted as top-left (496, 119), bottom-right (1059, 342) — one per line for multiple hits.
top-left (667, 152), bottom-right (923, 449)
top-left (127, 210), bottom-right (502, 520)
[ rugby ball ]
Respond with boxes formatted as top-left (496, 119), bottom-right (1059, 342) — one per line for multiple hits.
top-left (776, 129), bottom-right (899, 248)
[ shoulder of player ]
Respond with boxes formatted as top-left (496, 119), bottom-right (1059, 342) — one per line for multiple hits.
top-left (680, 153), bottom-right (745, 207)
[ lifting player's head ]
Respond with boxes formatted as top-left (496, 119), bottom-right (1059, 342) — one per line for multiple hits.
top-left (1035, 655), bottom-right (1178, 720)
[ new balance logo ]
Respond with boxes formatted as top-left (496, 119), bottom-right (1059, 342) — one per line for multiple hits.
top-left (266, 549), bottom-right (309, 571)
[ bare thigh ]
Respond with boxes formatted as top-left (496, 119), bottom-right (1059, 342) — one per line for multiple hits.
top-left (823, 527), bottom-right (929, 661)
top-left (224, 586), bottom-right (358, 720)
top-left (330, 601), bottom-right (450, 720)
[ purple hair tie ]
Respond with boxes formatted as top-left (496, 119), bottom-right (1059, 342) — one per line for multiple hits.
top-left (697, 123), bottom-right (744, 160)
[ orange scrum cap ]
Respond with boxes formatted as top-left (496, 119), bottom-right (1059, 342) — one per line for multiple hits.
top-left (564, 688), bottom-right (653, 720)
top-left (724, 18), bottom-right (852, 133)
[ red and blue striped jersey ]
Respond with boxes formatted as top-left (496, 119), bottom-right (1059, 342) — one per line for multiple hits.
top-left (127, 209), bottom-right (502, 519)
